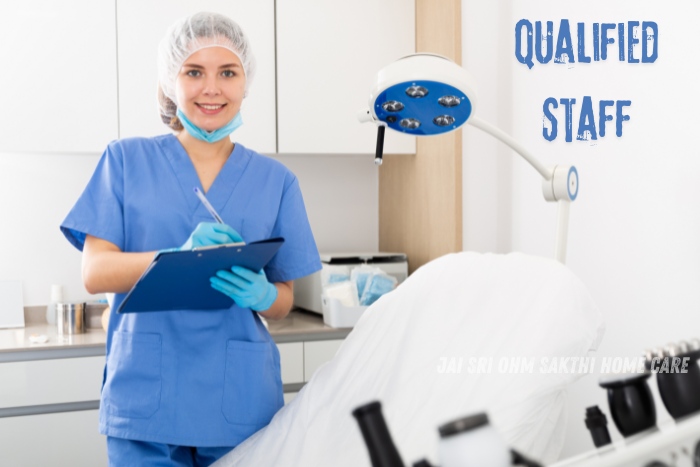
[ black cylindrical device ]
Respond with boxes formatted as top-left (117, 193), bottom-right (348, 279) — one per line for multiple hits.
top-left (584, 405), bottom-right (612, 448)
top-left (352, 401), bottom-right (404, 467)
top-left (599, 372), bottom-right (656, 437)
top-left (655, 348), bottom-right (700, 419)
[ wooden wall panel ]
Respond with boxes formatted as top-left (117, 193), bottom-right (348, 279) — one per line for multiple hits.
top-left (379, 0), bottom-right (462, 273)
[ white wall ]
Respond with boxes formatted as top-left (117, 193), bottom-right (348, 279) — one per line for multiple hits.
top-left (0, 149), bottom-right (378, 307)
top-left (463, 0), bottom-right (700, 460)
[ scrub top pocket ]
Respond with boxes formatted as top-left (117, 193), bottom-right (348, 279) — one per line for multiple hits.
top-left (103, 331), bottom-right (162, 419)
top-left (222, 340), bottom-right (283, 426)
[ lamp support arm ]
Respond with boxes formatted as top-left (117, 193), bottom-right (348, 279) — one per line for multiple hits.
top-left (555, 200), bottom-right (570, 264)
top-left (467, 116), bottom-right (553, 181)
top-left (467, 116), bottom-right (577, 265)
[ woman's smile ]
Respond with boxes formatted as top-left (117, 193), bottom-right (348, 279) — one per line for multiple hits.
top-left (196, 103), bottom-right (227, 115)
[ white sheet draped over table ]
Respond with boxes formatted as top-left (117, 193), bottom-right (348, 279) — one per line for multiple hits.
top-left (214, 252), bottom-right (605, 466)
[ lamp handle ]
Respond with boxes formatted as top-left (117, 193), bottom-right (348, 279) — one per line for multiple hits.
top-left (375, 125), bottom-right (386, 166)
top-left (467, 117), bottom-right (552, 181)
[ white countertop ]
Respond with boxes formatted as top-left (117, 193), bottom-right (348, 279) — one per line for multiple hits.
top-left (0, 309), bottom-right (352, 358)
top-left (0, 324), bottom-right (106, 353)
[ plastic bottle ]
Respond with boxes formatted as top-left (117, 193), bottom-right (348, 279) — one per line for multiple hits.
top-left (45, 284), bottom-right (63, 325)
top-left (438, 413), bottom-right (511, 467)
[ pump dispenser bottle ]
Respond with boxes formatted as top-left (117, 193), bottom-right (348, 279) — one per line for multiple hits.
top-left (45, 284), bottom-right (63, 325)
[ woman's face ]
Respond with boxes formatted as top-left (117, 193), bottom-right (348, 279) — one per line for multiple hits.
top-left (175, 46), bottom-right (246, 132)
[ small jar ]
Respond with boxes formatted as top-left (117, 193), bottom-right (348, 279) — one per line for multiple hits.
top-left (56, 302), bottom-right (86, 335)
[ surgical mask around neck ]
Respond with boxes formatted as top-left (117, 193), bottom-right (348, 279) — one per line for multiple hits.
top-left (176, 108), bottom-right (243, 143)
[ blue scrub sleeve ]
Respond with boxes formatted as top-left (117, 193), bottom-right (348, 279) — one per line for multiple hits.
top-left (265, 176), bottom-right (321, 283)
top-left (60, 142), bottom-right (125, 252)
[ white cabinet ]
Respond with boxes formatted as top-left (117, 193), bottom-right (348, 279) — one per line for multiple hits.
top-left (283, 392), bottom-right (298, 404)
top-left (116, 0), bottom-right (277, 153)
top-left (0, 410), bottom-right (106, 467)
top-left (278, 339), bottom-right (345, 391)
top-left (0, 1), bottom-right (118, 154)
top-left (276, 0), bottom-right (416, 154)
top-left (277, 342), bottom-right (304, 384)
top-left (0, 356), bottom-right (105, 467)
top-left (303, 339), bottom-right (344, 382)
top-left (0, 357), bottom-right (104, 408)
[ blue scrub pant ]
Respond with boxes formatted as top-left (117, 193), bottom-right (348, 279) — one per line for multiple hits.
top-left (107, 437), bottom-right (234, 467)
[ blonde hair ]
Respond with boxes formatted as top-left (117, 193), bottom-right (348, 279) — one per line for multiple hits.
top-left (157, 84), bottom-right (183, 131)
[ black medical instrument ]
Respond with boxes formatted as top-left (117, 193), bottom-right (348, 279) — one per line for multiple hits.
top-left (352, 402), bottom-right (404, 467)
top-left (598, 371), bottom-right (657, 437)
top-left (584, 405), bottom-right (612, 448)
top-left (352, 400), bottom-right (544, 467)
top-left (647, 341), bottom-right (700, 420)
top-left (584, 337), bottom-right (700, 449)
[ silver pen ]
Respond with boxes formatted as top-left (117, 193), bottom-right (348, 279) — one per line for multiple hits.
top-left (193, 187), bottom-right (224, 224)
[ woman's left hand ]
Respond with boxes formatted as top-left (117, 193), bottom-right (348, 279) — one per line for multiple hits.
top-left (210, 266), bottom-right (278, 312)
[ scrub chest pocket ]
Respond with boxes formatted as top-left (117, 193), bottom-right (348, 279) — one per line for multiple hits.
top-left (222, 340), bottom-right (283, 426)
top-left (104, 332), bottom-right (162, 419)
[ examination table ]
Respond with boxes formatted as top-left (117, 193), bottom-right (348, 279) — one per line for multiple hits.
top-left (214, 251), bottom-right (605, 466)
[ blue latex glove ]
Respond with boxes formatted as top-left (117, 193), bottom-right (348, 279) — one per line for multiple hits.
top-left (210, 266), bottom-right (278, 312)
top-left (179, 222), bottom-right (243, 250)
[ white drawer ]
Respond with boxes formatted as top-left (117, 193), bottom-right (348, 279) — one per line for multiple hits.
top-left (304, 340), bottom-right (343, 382)
top-left (277, 342), bottom-right (304, 384)
top-left (0, 357), bottom-right (104, 408)
top-left (0, 409), bottom-right (106, 466)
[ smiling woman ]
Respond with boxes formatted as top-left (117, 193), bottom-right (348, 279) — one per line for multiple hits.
top-left (174, 47), bottom-right (246, 145)
top-left (176, 47), bottom-right (246, 132)
top-left (59, 11), bottom-right (321, 467)
top-left (157, 13), bottom-right (256, 133)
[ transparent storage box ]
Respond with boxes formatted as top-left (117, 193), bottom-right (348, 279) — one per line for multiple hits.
top-left (321, 296), bottom-right (367, 328)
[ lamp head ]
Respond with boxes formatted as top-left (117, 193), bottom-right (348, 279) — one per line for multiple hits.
top-left (362, 53), bottom-right (478, 136)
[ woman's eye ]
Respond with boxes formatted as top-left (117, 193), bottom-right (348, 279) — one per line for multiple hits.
top-left (186, 70), bottom-right (201, 77)
top-left (222, 70), bottom-right (236, 78)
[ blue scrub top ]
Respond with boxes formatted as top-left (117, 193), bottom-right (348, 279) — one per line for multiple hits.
top-left (60, 134), bottom-right (321, 447)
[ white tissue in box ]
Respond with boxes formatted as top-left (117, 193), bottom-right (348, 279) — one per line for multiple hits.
top-left (322, 281), bottom-right (359, 307)
top-left (321, 296), bottom-right (367, 328)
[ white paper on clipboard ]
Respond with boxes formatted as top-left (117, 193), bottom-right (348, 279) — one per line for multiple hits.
top-left (0, 280), bottom-right (25, 328)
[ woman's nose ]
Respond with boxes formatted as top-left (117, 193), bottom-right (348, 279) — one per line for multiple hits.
top-left (202, 76), bottom-right (221, 95)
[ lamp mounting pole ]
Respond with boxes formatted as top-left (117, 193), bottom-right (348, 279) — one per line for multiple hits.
top-left (466, 117), bottom-right (578, 264)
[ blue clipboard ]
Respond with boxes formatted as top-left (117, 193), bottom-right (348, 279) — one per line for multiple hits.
top-left (117, 237), bottom-right (285, 313)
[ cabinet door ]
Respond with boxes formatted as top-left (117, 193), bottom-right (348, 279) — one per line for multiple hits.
top-left (304, 339), bottom-right (344, 382)
top-left (276, 0), bottom-right (416, 154)
top-left (117, 0), bottom-right (276, 153)
top-left (0, 1), bottom-right (118, 154)
top-left (0, 357), bottom-right (104, 408)
top-left (283, 392), bottom-right (298, 405)
top-left (0, 410), bottom-right (106, 467)
top-left (277, 342), bottom-right (304, 384)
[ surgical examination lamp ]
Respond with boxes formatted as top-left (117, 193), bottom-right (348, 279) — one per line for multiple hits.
top-left (358, 53), bottom-right (578, 264)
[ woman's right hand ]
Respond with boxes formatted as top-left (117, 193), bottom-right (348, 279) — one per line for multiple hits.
top-left (179, 222), bottom-right (244, 250)
top-left (82, 223), bottom-right (244, 295)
